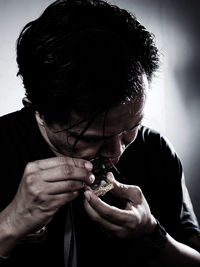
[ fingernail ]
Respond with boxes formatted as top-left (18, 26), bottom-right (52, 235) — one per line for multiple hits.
top-left (84, 190), bottom-right (91, 201)
top-left (89, 174), bottom-right (95, 183)
top-left (107, 172), bottom-right (114, 180)
top-left (84, 161), bottom-right (93, 171)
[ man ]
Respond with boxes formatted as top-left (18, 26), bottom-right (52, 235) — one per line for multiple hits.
top-left (0, 0), bottom-right (199, 266)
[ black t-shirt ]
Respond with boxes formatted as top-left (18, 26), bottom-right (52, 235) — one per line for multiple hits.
top-left (0, 107), bottom-right (199, 267)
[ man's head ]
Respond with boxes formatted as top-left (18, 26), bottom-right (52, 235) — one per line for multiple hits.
top-left (38, 83), bottom-right (146, 162)
top-left (16, 0), bottom-right (159, 162)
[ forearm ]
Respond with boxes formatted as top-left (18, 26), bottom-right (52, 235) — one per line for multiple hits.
top-left (0, 205), bottom-right (23, 257)
top-left (152, 234), bottom-right (200, 267)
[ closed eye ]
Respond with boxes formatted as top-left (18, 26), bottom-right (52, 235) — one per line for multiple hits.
top-left (78, 123), bottom-right (141, 143)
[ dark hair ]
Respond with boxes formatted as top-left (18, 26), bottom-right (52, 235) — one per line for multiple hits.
top-left (16, 0), bottom-right (159, 125)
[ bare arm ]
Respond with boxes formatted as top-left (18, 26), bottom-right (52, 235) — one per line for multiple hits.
top-left (155, 234), bottom-right (200, 267)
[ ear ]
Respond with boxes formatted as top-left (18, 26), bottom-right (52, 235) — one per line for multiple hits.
top-left (35, 111), bottom-right (45, 127)
top-left (22, 97), bottom-right (32, 107)
top-left (22, 97), bottom-right (45, 127)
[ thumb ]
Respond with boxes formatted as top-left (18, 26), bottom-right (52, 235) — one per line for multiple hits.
top-left (106, 172), bottom-right (135, 200)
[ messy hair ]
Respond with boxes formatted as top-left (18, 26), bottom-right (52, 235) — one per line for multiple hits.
top-left (16, 0), bottom-right (159, 125)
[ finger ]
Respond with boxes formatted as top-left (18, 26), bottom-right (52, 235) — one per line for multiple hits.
top-left (38, 165), bottom-right (94, 185)
top-left (107, 172), bottom-right (142, 202)
top-left (84, 190), bottom-right (134, 226)
top-left (47, 180), bottom-right (84, 194)
top-left (83, 197), bottom-right (124, 234)
top-left (27, 157), bottom-right (93, 172)
top-left (51, 191), bottom-right (80, 207)
top-left (40, 191), bottom-right (80, 210)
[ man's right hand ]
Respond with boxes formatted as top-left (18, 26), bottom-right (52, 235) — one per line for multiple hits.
top-left (4, 156), bottom-right (94, 240)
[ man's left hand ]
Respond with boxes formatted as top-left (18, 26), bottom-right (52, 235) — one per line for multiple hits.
top-left (84, 172), bottom-right (157, 240)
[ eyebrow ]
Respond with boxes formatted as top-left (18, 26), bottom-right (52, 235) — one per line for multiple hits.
top-left (69, 118), bottom-right (143, 141)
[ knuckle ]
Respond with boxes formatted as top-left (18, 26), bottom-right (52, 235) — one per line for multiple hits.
top-left (74, 181), bottom-right (83, 190)
top-left (25, 177), bottom-right (44, 200)
top-left (33, 188), bottom-right (45, 201)
top-left (134, 186), bottom-right (142, 198)
top-left (72, 157), bottom-right (84, 168)
top-left (66, 180), bottom-right (74, 190)
top-left (72, 191), bottom-right (79, 197)
top-left (71, 191), bottom-right (79, 199)
top-left (117, 183), bottom-right (126, 194)
top-left (25, 173), bottom-right (35, 187)
top-left (71, 157), bottom-right (78, 167)
top-left (25, 162), bottom-right (37, 173)
top-left (67, 180), bottom-right (83, 191)
top-left (63, 164), bottom-right (73, 177)
top-left (32, 160), bottom-right (41, 169)
top-left (58, 156), bottom-right (67, 165)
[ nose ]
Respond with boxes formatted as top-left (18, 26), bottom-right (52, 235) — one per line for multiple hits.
top-left (100, 134), bottom-right (125, 159)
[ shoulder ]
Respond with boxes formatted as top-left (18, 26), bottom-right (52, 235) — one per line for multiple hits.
top-left (138, 125), bottom-right (174, 149)
top-left (0, 107), bottom-right (32, 126)
top-left (131, 125), bottom-right (178, 160)
top-left (120, 125), bottom-right (183, 194)
top-left (0, 107), bottom-right (35, 137)
top-left (120, 125), bottom-right (183, 180)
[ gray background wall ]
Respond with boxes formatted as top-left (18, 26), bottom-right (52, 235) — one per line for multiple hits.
top-left (0, 0), bottom-right (200, 222)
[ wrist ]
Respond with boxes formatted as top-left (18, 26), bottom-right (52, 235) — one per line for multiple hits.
top-left (0, 210), bottom-right (20, 256)
top-left (138, 218), bottom-right (167, 256)
top-left (0, 204), bottom-right (26, 248)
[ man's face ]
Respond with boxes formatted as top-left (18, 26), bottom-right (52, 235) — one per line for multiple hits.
top-left (43, 80), bottom-right (147, 166)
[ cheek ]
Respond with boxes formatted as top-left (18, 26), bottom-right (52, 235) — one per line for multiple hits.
top-left (73, 142), bottom-right (103, 158)
top-left (49, 132), bottom-right (68, 147)
top-left (46, 130), bottom-right (74, 154)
